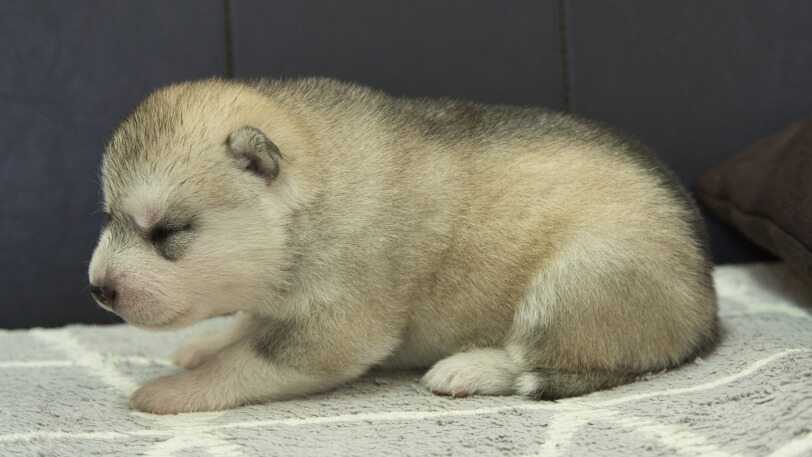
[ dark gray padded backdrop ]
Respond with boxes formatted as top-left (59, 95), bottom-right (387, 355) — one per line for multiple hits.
top-left (0, 1), bottom-right (228, 328)
top-left (1, 1), bottom-right (809, 327)
top-left (229, 0), bottom-right (563, 108)
top-left (565, 0), bottom-right (812, 264)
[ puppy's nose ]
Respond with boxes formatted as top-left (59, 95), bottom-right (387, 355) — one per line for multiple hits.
top-left (89, 284), bottom-right (117, 308)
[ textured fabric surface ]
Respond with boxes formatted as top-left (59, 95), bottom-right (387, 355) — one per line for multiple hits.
top-left (696, 115), bottom-right (812, 283)
top-left (1, 263), bottom-right (811, 457)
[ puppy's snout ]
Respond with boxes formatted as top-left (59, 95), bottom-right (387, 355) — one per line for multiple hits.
top-left (89, 284), bottom-right (117, 308)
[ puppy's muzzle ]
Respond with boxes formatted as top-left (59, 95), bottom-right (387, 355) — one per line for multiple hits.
top-left (89, 284), bottom-right (117, 309)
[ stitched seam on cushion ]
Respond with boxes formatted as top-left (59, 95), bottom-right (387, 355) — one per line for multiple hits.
top-left (556, 0), bottom-right (573, 113)
top-left (223, 0), bottom-right (235, 78)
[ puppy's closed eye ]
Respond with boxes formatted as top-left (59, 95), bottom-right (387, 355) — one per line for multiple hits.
top-left (151, 223), bottom-right (194, 260)
top-left (151, 224), bottom-right (192, 244)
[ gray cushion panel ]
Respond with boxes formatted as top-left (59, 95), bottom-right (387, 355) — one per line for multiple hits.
top-left (566, 0), bottom-right (812, 262)
top-left (230, 0), bottom-right (564, 108)
top-left (0, 1), bottom-right (228, 328)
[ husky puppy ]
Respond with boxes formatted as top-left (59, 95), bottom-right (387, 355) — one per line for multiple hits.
top-left (88, 78), bottom-right (717, 414)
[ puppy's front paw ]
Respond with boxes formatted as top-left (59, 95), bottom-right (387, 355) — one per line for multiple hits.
top-left (129, 373), bottom-right (231, 414)
top-left (171, 336), bottom-right (220, 370)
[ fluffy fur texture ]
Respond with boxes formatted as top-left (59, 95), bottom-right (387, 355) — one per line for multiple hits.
top-left (88, 78), bottom-right (717, 414)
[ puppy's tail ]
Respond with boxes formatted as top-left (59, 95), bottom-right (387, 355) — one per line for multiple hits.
top-left (515, 368), bottom-right (639, 400)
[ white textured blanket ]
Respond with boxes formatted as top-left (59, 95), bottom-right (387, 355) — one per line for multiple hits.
top-left (1, 263), bottom-right (811, 457)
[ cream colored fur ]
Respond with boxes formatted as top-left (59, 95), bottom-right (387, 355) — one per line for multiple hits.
top-left (88, 78), bottom-right (717, 413)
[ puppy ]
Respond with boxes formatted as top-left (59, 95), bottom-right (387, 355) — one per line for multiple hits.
top-left (88, 78), bottom-right (717, 414)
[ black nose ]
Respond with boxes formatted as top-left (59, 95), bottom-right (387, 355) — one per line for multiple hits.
top-left (89, 284), bottom-right (117, 308)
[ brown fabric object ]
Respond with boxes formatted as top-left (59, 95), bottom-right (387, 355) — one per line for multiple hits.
top-left (695, 114), bottom-right (812, 282)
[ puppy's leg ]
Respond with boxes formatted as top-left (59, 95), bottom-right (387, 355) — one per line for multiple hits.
top-left (506, 246), bottom-right (716, 400)
top-left (172, 311), bottom-right (254, 369)
top-left (130, 307), bottom-right (401, 414)
top-left (422, 347), bottom-right (520, 397)
top-left (420, 348), bottom-right (632, 399)
top-left (421, 245), bottom-right (714, 401)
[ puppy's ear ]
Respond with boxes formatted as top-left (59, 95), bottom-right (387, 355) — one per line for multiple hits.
top-left (227, 126), bottom-right (283, 184)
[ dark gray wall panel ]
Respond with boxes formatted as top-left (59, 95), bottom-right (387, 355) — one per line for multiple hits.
top-left (230, 0), bottom-right (564, 108)
top-left (566, 0), bottom-right (812, 263)
top-left (0, 1), bottom-right (228, 328)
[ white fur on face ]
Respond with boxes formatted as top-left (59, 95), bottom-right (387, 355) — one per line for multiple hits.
top-left (89, 170), bottom-right (291, 330)
top-left (88, 230), bottom-right (112, 293)
top-left (121, 180), bottom-right (172, 232)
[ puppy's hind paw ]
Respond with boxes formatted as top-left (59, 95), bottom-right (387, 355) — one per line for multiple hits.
top-left (422, 348), bottom-right (519, 398)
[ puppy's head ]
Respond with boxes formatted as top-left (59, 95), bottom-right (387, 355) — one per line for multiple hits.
top-left (88, 79), bottom-right (304, 329)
